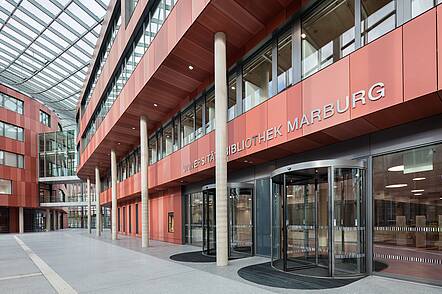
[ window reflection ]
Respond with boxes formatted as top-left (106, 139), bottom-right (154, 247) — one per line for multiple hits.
top-left (228, 74), bottom-right (237, 120)
top-left (195, 100), bottom-right (203, 140)
top-left (242, 45), bottom-right (272, 112)
top-left (181, 106), bottom-right (195, 146)
top-left (162, 123), bottom-right (173, 158)
top-left (205, 91), bottom-right (215, 133)
top-left (148, 136), bottom-right (157, 164)
top-left (361, 0), bottom-right (396, 45)
top-left (411, 0), bottom-right (434, 18)
top-left (373, 144), bottom-right (442, 285)
top-left (277, 30), bottom-right (293, 93)
top-left (302, 0), bottom-right (355, 78)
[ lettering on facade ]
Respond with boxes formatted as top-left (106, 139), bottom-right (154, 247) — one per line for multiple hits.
top-left (183, 82), bottom-right (385, 172)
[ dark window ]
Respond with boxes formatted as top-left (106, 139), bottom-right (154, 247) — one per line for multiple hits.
top-left (128, 206), bottom-right (131, 234)
top-left (135, 203), bottom-right (139, 234)
top-left (39, 110), bottom-right (51, 127)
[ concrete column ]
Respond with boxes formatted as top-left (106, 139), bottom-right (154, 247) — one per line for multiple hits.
top-left (214, 32), bottom-right (228, 266)
top-left (140, 116), bottom-right (149, 248)
top-left (19, 207), bottom-right (24, 234)
top-left (111, 149), bottom-right (118, 240)
top-left (87, 178), bottom-right (91, 234)
top-left (46, 209), bottom-right (51, 231)
top-left (54, 211), bottom-right (58, 230)
top-left (95, 167), bottom-right (101, 237)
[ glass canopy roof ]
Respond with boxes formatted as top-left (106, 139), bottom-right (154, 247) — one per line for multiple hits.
top-left (0, 0), bottom-right (109, 129)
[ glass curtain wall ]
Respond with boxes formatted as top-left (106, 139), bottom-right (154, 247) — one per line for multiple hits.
top-left (39, 130), bottom-right (76, 177)
top-left (373, 143), bottom-right (442, 285)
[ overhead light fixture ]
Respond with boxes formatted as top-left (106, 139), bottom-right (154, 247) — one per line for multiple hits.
top-left (188, 65), bottom-right (194, 70)
top-left (412, 177), bottom-right (426, 181)
top-left (388, 165), bottom-right (404, 172)
top-left (287, 194), bottom-right (294, 198)
top-left (385, 184), bottom-right (407, 188)
top-left (153, 103), bottom-right (158, 107)
top-left (301, 33), bottom-right (307, 39)
top-left (231, 86), bottom-right (235, 90)
top-left (411, 189), bottom-right (424, 193)
top-left (132, 127), bottom-right (136, 130)
top-left (413, 193), bottom-right (423, 196)
top-left (117, 142), bottom-right (121, 145)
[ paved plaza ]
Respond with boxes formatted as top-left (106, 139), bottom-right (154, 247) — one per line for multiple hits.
top-left (0, 230), bottom-right (440, 294)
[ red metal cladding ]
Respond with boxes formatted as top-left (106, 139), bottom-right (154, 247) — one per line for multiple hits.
top-left (0, 84), bottom-right (59, 209)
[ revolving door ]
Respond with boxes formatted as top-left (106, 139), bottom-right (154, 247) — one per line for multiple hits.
top-left (202, 183), bottom-right (254, 258)
top-left (271, 160), bottom-right (366, 278)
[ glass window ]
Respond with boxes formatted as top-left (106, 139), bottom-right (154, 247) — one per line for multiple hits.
top-left (205, 91), bottom-right (215, 133)
top-left (362, 0), bottom-right (396, 45)
top-left (162, 123), bottom-right (173, 158)
top-left (4, 152), bottom-right (16, 167)
top-left (373, 143), bottom-right (442, 285)
top-left (242, 45), bottom-right (272, 112)
top-left (302, 0), bottom-right (356, 78)
top-left (4, 124), bottom-right (16, 140)
top-left (181, 106), bottom-right (195, 146)
top-left (277, 29), bottom-right (293, 93)
top-left (168, 212), bottom-right (175, 233)
top-left (228, 74), bottom-right (237, 121)
top-left (195, 100), bottom-right (204, 139)
top-left (148, 135), bottom-right (157, 164)
top-left (39, 110), bottom-right (51, 127)
top-left (0, 179), bottom-right (12, 194)
top-left (157, 131), bottom-right (163, 160)
top-left (172, 117), bottom-right (179, 152)
top-left (411, 0), bottom-right (434, 18)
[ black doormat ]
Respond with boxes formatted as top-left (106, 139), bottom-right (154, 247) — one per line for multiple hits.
top-left (169, 251), bottom-right (245, 263)
top-left (237, 262), bottom-right (362, 289)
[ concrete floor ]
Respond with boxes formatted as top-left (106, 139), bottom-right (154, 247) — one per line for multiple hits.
top-left (0, 230), bottom-right (440, 294)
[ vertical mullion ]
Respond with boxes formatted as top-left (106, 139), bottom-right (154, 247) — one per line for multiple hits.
top-left (271, 34), bottom-right (278, 97)
top-left (355, 0), bottom-right (362, 50)
top-left (292, 19), bottom-right (302, 84)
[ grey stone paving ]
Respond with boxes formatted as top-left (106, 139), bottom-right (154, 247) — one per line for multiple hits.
top-left (0, 230), bottom-right (441, 294)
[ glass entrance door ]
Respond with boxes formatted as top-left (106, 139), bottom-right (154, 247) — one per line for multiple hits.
top-left (271, 160), bottom-right (366, 278)
top-left (202, 189), bottom-right (216, 255)
top-left (202, 183), bottom-right (254, 257)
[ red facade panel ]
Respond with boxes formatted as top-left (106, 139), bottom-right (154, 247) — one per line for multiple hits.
top-left (403, 9), bottom-right (437, 101)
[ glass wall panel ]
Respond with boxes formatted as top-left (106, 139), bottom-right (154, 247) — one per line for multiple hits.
top-left (411, 0), bottom-right (434, 18)
top-left (228, 74), bottom-right (237, 120)
top-left (172, 117), bottom-right (179, 152)
top-left (162, 123), bottom-right (173, 157)
top-left (148, 136), bottom-right (157, 164)
top-left (0, 179), bottom-right (12, 194)
top-left (361, 0), bottom-right (396, 45)
top-left (302, 0), bottom-right (355, 78)
top-left (205, 91), bottom-right (215, 133)
top-left (242, 45), bottom-right (272, 112)
top-left (185, 192), bottom-right (203, 246)
top-left (181, 106), bottom-right (195, 146)
top-left (277, 30), bottom-right (293, 93)
top-left (256, 178), bottom-right (271, 256)
top-left (195, 100), bottom-right (204, 139)
top-left (373, 143), bottom-right (442, 285)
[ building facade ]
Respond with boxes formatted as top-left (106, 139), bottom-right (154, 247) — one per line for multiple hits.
top-left (0, 84), bottom-right (68, 233)
top-left (76, 0), bottom-right (442, 286)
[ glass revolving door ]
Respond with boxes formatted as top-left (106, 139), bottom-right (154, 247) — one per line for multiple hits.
top-left (271, 160), bottom-right (366, 278)
top-left (202, 183), bottom-right (254, 258)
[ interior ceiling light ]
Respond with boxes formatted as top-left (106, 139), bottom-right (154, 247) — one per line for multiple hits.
top-left (412, 177), bottom-right (426, 181)
top-left (385, 184), bottom-right (407, 188)
top-left (153, 103), bottom-right (158, 107)
top-left (413, 193), bottom-right (423, 196)
top-left (301, 33), bottom-right (307, 39)
top-left (231, 86), bottom-right (235, 90)
top-left (388, 165), bottom-right (404, 172)
top-left (132, 127), bottom-right (136, 130)
top-left (411, 189), bottom-right (424, 193)
top-left (188, 65), bottom-right (194, 70)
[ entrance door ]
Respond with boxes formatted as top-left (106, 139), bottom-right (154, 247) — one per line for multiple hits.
top-left (271, 160), bottom-right (366, 278)
top-left (202, 188), bottom-right (216, 255)
top-left (284, 168), bottom-right (329, 273)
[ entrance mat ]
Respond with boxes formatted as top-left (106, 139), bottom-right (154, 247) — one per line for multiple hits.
top-left (169, 251), bottom-right (245, 263)
top-left (237, 262), bottom-right (362, 289)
